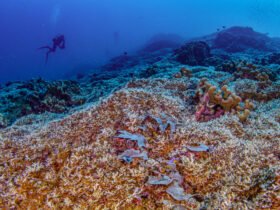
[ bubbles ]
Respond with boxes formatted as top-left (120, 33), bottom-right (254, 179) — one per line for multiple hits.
top-left (50, 4), bottom-right (61, 25)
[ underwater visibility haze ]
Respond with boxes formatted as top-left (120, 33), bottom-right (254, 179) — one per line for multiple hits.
top-left (0, 0), bottom-right (279, 209)
top-left (1, 0), bottom-right (280, 82)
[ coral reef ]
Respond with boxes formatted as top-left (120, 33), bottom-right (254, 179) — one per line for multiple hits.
top-left (139, 65), bottom-right (158, 78)
top-left (216, 60), bottom-right (276, 81)
top-left (212, 26), bottom-right (270, 52)
top-left (173, 67), bottom-right (192, 78)
top-left (266, 52), bottom-right (280, 65)
top-left (139, 33), bottom-right (183, 53)
top-left (101, 54), bottom-right (138, 71)
top-left (256, 52), bottom-right (280, 65)
top-left (195, 78), bottom-right (254, 122)
top-left (0, 113), bottom-right (8, 128)
top-left (232, 61), bottom-right (275, 81)
top-left (173, 41), bottom-right (211, 65)
top-left (213, 60), bottom-right (280, 102)
top-left (0, 79), bottom-right (85, 127)
top-left (0, 78), bottom-right (279, 209)
top-left (234, 79), bottom-right (280, 102)
top-left (0, 26), bottom-right (279, 209)
top-left (192, 26), bottom-right (280, 54)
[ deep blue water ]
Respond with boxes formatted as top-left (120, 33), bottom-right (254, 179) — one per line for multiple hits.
top-left (0, 0), bottom-right (280, 83)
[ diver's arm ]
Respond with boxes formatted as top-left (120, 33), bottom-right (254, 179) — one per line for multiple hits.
top-left (60, 39), bottom-right (65, 49)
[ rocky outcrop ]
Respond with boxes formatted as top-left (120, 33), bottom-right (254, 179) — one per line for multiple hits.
top-left (139, 33), bottom-right (184, 53)
top-left (173, 41), bottom-right (211, 65)
top-left (212, 26), bottom-right (270, 52)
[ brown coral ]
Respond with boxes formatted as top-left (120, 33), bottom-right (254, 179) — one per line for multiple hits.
top-left (0, 78), bottom-right (279, 209)
top-left (196, 79), bottom-right (253, 122)
top-left (180, 67), bottom-right (192, 78)
top-left (173, 67), bottom-right (192, 79)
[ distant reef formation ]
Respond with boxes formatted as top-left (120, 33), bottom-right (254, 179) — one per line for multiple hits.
top-left (1, 26), bottom-right (280, 128)
top-left (212, 26), bottom-right (270, 52)
top-left (0, 26), bottom-right (279, 209)
top-left (173, 41), bottom-right (211, 65)
top-left (0, 71), bottom-right (136, 127)
top-left (0, 79), bottom-right (84, 128)
top-left (195, 26), bottom-right (280, 53)
top-left (0, 26), bottom-right (280, 126)
top-left (139, 33), bottom-right (184, 53)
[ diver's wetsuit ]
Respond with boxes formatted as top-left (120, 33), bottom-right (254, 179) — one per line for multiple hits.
top-left (39, 35), bottom-right (65, 63)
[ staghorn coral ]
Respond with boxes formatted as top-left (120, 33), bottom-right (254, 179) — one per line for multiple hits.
top-left (0, 78), bottom-right (279, 209)
top-left (195, 78), bottom-right (254, 122)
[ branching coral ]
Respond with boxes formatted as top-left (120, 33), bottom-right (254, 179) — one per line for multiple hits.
top-left (215, 60), bottom-right (280, 103)
top-left (195, 78), bottom-right (254, 122)
top-left (0, 78), bottom-right (279, 209)
top-left (234, 79), bottom-right (280, 102)
top-left (217, 60), bottom-right (275, 82)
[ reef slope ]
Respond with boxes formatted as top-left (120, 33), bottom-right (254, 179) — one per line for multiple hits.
top-left (0, 77), bottom-right (279, 209)
top-left (0, 26), bottom-right (280, 209)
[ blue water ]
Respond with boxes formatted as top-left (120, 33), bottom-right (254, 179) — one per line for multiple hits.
top-left (0, 0), bottom-right (280, 83)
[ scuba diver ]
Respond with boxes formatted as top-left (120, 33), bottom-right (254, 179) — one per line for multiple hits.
top-left (38, 35), bottom-right (65, 63)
